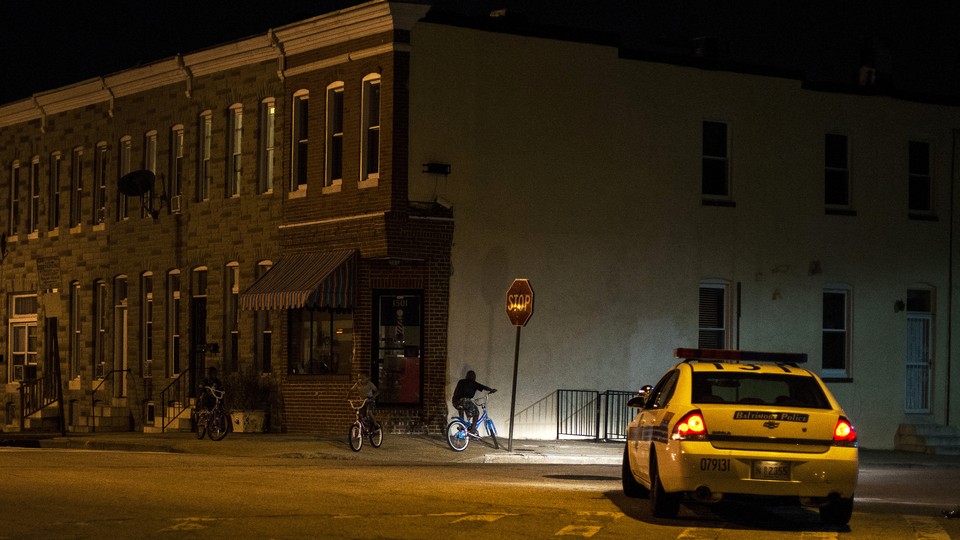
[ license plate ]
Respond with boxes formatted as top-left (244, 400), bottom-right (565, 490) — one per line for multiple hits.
top-left (752, 460), bottom-right (790, 480)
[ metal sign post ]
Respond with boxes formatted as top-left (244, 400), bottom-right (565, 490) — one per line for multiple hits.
top-left (505, 279), bottom-right (534, 452)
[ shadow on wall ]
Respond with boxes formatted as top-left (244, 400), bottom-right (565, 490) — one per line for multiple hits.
top-left (510, 391), bottom-right (559, 439)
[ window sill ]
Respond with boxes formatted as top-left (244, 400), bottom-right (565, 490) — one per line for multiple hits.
top-left (702, 198), bottom-right (736, 208)
top-left (93, 223), bottom-right (105, 232)
top-left (825, 208), bottom-right (856, 217)
top-left (909, 212), bottom-right (938, 222)
top-left (322, 183), bottom-right (342, 195)
top-left (359, 177), bottom-right (379, 189)
top-left (288, 188), bottom-right (307, 199)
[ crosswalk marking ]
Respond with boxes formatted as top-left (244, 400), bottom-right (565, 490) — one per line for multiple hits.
top-left (677, 528), bottom-right (720, 539)
top-left (903, 515), bottom-right (950, 540)
top-left (556, 525), bottom-right (602, 537)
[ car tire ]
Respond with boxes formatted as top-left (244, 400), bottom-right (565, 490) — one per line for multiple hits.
top-left (820, 496), bottom-right (853, 526)
top-left (621, 444), bottom-right (649, 498)
top-left (650, 451), bottom-right (681, 518)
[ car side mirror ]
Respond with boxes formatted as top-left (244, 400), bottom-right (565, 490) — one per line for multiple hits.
top-left (627, 384), bottom-right (653, 408)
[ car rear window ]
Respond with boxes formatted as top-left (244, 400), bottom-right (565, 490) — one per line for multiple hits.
top-left (692, 372), bottom-right (831, 409)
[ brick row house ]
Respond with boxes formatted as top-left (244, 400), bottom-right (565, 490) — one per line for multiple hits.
top-left (0, 1), bottom-right (449, 434)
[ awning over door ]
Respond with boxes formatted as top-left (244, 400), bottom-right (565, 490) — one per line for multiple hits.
top-left (240, 249), bottom-right (356, 310)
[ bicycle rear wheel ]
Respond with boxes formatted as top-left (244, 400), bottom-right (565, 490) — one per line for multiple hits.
top-left (446, 420), bottom-right (469, 451)
top-left (208, 410), bottom-right (229, 441)
top-left (349, 423), bottom-right (363, 451)
top-left (486, 419), bottom-right (499, 450)
top-left (369, 422), bottom-right (383, 448)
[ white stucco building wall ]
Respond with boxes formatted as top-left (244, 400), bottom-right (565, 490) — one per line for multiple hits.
top-left (407, 21), bottom-right (960, 448)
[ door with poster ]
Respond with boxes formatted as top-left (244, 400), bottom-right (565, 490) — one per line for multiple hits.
top-left (374, 291), bottom-right (422, 404)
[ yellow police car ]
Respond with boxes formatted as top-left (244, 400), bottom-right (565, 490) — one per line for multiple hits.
top-left (622, 348), bottom-right (858, 525)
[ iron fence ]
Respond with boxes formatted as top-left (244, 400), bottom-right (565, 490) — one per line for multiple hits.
top-left (557, 389), bottom-right (636, 441)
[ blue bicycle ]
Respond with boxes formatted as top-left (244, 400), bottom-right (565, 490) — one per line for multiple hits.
top-left (447, 392), bottom-right (499, 451)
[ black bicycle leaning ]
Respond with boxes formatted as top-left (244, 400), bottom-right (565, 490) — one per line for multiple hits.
top-left (194, 385), bottom-right (229, 441)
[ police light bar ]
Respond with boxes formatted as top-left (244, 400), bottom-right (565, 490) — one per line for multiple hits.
top-left (674, 348), bottom-right (808, 364)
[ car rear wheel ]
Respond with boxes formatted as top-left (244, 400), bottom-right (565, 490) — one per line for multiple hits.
top-left (650, 452), bottom-right (681, 518)
top-left (621, 445), bottom-right (649, 498)
top-left (820, 496), bottom-right (853, 525)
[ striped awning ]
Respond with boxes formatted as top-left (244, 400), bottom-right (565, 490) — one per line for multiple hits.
top-left (240, 249), bottom-right (356, 311)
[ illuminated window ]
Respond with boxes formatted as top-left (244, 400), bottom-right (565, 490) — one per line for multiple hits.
top-left (292, 90), bottom-right (309, 190)
top-left (8, 294), bottom-right (38, 382)
top-left (259, 98), bottom-right (275, 193)
top-left (360, 74), bottom-right (381, 182)
top-left (373, 291), bottom-right (422, 405)
top-left (325, 82), bottom-right (344, 188)
top-left (702, 121), bottom-right (728, 198)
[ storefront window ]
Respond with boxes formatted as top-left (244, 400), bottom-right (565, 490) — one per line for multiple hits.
top-left (288, 309), bottom-right (352, 375)
top-left (374, 291), bottom-right (422, 405)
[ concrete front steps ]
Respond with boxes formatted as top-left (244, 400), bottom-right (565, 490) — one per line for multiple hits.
top-left (895, 423), bottom-right (960, 455)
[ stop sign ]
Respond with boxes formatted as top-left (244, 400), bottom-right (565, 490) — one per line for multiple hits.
top-left (505, 279), bottom-right (534, 326)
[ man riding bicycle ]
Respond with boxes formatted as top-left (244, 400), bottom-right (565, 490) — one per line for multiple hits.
top-left (452, 370), bottom-right (496, 434)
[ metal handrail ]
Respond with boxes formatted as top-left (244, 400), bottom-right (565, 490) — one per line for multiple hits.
top-left (159, 371), bottom-right (193, 432)
top-left (18, 373), bottom-right (59, 430)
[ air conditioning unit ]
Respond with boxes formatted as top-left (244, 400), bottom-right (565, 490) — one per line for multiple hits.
top-left (170, 195), bottom-right (182, 214)
top-left (95, 362), bottom-right (106, 379)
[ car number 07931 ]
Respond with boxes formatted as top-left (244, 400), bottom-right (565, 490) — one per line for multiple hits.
top-left (700, 458), bottom-right (730, 472)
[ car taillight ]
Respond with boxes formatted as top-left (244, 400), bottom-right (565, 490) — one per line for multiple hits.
top-left (832, 416), bottom-right (857, 446)
top-left (672, 410), bottom-right (708, 440)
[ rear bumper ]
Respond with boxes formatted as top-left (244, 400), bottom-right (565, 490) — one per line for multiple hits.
top-left (658, 441), bottom-right (858, 499)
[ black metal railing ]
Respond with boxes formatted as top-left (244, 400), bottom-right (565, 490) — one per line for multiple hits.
top-left (557, 389), bottom-right (635, 441)
top-left (159, 371), bottom-right (192, 432)
top-left (18, 372), bottom-right (59, 430)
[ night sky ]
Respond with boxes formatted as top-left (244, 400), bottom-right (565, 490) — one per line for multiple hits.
top-left (1, 1), bottom-right (958, 106)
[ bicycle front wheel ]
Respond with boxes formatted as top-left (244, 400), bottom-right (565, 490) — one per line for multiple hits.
top-left (446, 420), bottom-right (469, 451)
top-left (486, 419), bottom-right (499, 450)
top-left (349, 423), bottom-right (363, 451)
top-left (369, 421), bottom-right (383, 448)
top-left (208, 410), bottom-right (229, 441)
top-left (194, 410), bottom-right (207, 440)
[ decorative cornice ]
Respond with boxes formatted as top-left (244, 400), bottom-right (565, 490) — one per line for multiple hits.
top-left (0, 0), bottom-right (430, 130)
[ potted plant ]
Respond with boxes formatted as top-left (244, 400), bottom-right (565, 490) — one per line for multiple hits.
top-left (223, 370), bottom-right (275, 433)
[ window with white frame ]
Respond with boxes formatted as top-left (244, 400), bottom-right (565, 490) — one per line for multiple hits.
top-left (170, 125), bottom-right (184, 211)
top-left (143, 130), bottom-right (157, 218)
top-left (825, 133), bottom-right (850, 208)
top-left (908, 140), bottom-right (932, 215)
top-left (822, 287), bottom-right (851, 378)
top-left (70, 147), bottom-right (83, 228)
top-left (325, 82), bottom-right (344, 188)
top-left (9, 294), bottom-right (38, 382)
top-left (49, 151), bottom-right (61, 231)
top-left (702, 121), bottom-right (729, 198)
top-left (225, 262), bottom-right (240, 373)
top-left (141, 272), bottom-right (154, 378)
top-left (69, 281), bottom-right (81, 378)
top-left (167, 270), bottom-right (182, 375)
top-left (292, 90), bottom-right (309, 191)
top-left (227, 104), bottom-right (242, 197)
top-left (698, 282), bottom-right (730, 349)
top-left (94, 141), bottom-right (108, 225)
top-left (259, 98), bottom-right (275, 194)
top-left (93, 279), bottom-right (107, 378)
top-left (9, 160), bottom-right (20, 236)
top-left (117, 136), bottom-right (131, 221)
top-left (360, 74), bottom-right (381, 182)
top-left (198, 111), bottom-right (212, 202)
top-left (29, 156), bottom-right (39, 234)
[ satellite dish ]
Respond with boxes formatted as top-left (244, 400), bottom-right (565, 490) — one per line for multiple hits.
top-left (118, 170), bottom-right (156, 197)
